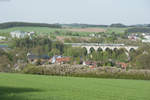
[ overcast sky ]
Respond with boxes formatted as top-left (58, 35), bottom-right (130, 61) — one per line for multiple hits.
top-left (0, 0), bottom-right (150, 25)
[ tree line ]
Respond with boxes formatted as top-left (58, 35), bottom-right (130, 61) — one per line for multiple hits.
top-left (125, 27), bottom-right (150, 33)
top-left (0, 22), bottom-right (62, 29)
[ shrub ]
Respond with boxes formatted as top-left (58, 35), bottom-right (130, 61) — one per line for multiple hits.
top-left (22, 64), bottom-right (44, 75)
top-left (21, 64), bottom-right (150, 80)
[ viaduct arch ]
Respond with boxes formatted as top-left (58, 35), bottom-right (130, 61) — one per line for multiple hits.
top-left (65, 43), bottom-right (138, 54)
top-left (82, 45), bottom-right (138, 54)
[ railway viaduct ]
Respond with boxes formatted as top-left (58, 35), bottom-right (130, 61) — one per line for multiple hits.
top-left (65, 43), bottom-right (138, 54)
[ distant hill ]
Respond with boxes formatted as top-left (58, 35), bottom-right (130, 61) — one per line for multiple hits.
top-left (125, 27), bottom-right (150, 33)
top-left (129, 24), bottom-right (150, 27)
top-left (0, 22), bottom-right (62, 29)
top-left (147, 24), bottom-right (150, 27)
top-left (0, 22), bottom-right (149, 29)
top-left (110, 23), bottom-right (127, 28)
top-left (63, 23), bottom-right (150, 28)
top-left (62, 23), bottom-right (108, 28)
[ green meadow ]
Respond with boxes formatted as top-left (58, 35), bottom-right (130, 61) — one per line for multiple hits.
top-left (0, 73), bottom-right (150, 100)
top-left (0, 27), bottom-right (64, 34)
top-left (0, 27), bottom-right (127, 37)
top-left (0, 27), bottom-right (92, 36)
top-left (105, 27), bottom-right (127, 34)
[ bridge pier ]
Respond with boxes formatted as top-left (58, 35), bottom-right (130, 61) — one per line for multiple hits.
top-left (82, 46), bottom-right (138, 54)
top-left (65, 43), bottom-right (138, 54)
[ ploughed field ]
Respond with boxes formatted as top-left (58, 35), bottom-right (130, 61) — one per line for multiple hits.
top-left (0, 73), bottom-right (150, 100)
top-left (65, 28), bottom-right (106, 32)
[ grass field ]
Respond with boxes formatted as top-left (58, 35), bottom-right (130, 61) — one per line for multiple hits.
top-left (0, 27), bottom-right (93, 37)
top-left (105, 27), bottom-right (127, 34)
top-left (0, 26), bottom-right (127, 36)
top-left (0, 73), bottom-right (150, 100)
top-left (0, 27), bottom-right (64, 34)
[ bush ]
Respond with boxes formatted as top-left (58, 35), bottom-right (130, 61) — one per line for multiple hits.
top-left (22, 64), bottom-right (44, 75)
top-left (21, 64), bottom-right (150, 80)
top-left (0, 55), bottom-right (12, 72)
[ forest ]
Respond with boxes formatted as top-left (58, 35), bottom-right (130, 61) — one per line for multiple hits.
top-left (0, 22), bottom-right (62, 29)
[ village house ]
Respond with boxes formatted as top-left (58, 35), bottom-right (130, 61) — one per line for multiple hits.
top-left (0, 36), bottom-right (6, 40)
top-left (89, 33), bottom-right (95, 37)
top-left (10, 31), bottom-right (35, 38)
top-left (142, 33), bottom-right (150, 36)
top-left (89, 33), bottom-right (101, 38)
top-left (116, 62), bottom-right (128, 69)
top-left (83, 61), bottom-right (97, 68)
top-left (128, 33), bottom-right (141, 41)
top-left (27, 53), bottom-right (50, 64)
top-left (49, 55), bottom-right (71, 64)
top-left (10, 31), bottom-right (26, 38)
top-left (142, 34), bottom-right (150, 43)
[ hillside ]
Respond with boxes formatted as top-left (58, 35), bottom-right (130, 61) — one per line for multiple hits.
top-left (0, 73), bottom-right (150, 100)
top-left (125, 27), bottom-right (150, 33)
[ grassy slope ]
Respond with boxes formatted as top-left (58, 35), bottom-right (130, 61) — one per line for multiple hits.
top-left (0, 27), bottom-right (93, 37)
top-left (0, 73), bottom-right (150, 100)
top-left (0, 27), bottom-right (64, 34)
top-left (105, 27), bottom-right (127, 34)
top-left (0, 27), bottom-right (127, 36)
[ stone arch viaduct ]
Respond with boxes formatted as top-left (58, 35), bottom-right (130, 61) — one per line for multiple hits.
top-left (65, 43), bottom-right (139, 54)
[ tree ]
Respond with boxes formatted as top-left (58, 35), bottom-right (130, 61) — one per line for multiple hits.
top-left (135, 54), bottom-right (150, 69)
top-left (0, 22), bottom-right (61, 29)
top-left (0, 55), bottom-right (12, 72)
top-left (49, 48), bottom-right (60, 56)
top-left (64, 47), bottom-right (84, 57)
top-left (102, 51), bottom-right (109, 64)
top-left (97, 48), bottom-right (103, 52)
top-left (90, 47), bottom-right (95, 54)
top-left (130, 44), bottom-right (150, 69)
top-left (117, 52), bottom-right (128, 62)
top-left (110, 23), bottom-right (126, 27)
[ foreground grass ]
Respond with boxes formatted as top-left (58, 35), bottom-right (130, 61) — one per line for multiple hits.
top-left (0, 73), bottom-right (150, 100)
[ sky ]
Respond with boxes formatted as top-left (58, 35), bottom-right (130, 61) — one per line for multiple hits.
top-left (0, 0), bottom-right (150, 25)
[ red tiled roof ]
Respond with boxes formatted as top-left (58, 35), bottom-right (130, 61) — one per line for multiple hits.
top-left (56, 57), bottom-right (70, 63)
top-left (117, 62), bottom-right (128, 68)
